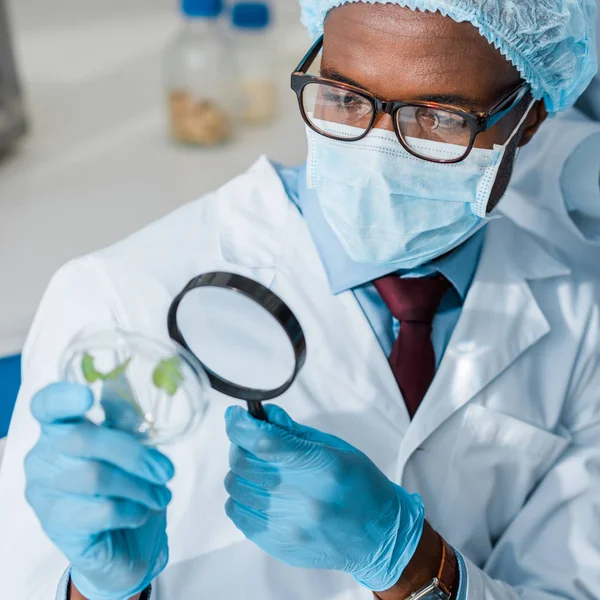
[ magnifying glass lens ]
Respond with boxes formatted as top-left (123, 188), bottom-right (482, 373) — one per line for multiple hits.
top-left (177, 286), bottom-right (296, 390)
top-left (168, 272), bottom-right (307, 418)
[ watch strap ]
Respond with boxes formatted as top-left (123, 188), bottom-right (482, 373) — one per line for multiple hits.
top-left (371, 533), bottom-right (457, 600)
top-left (436, 534), bottom-right (457, 597)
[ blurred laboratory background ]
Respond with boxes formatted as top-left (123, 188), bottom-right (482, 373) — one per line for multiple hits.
top-left (0, 0), bottom-right (312, 444)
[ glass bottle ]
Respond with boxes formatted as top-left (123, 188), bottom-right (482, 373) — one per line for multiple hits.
top-left (165, 0), bottom-right (238, 146)
top-left (231, 2), bottom-right (277, 125)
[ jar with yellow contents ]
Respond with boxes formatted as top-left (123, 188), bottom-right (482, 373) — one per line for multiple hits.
top-left (164, 0), bottom-right (239, 146)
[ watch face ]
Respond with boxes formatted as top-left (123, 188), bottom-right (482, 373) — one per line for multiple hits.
top-left (412, 580), bottom-right (451, 600)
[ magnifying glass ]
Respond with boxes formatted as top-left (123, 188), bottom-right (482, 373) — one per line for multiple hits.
top-left (167, 272), bottom-right (307, 421)
top-left (60, 273), bottom-right (306, 445)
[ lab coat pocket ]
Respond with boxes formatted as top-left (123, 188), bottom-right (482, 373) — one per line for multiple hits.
top-left (443, 404), bottom-right (570, 552)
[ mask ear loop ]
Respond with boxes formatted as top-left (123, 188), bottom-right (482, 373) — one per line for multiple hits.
top-left (503, 97), bottom-right (537, 149)
top-left (512, 98), bottom-right (538, 164)
top-left (473, 98), bottom-right (537, 217)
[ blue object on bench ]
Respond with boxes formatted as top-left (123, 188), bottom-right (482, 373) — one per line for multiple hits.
top-left (0, 354), bottom-right (21, 438)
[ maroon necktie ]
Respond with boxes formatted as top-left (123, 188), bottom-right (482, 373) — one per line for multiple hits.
top-left (373, 275), bottom-right (450, 418)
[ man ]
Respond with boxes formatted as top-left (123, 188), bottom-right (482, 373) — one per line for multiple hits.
top-left (0, 1), bottom-right (599, 599)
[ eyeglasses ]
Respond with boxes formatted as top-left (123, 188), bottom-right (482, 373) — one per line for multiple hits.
top-left (290, 36), bottom-right (531, 164)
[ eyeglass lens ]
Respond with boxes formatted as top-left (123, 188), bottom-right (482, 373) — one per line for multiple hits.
top-left (301, 81), bottom-right (473, 161)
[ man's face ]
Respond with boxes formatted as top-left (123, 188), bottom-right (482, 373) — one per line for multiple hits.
top-left (321, 3), bottom-right (548, 211)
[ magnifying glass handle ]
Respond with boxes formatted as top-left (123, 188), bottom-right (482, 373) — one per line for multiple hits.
top-left (248, 401), bottom-right (267, 421)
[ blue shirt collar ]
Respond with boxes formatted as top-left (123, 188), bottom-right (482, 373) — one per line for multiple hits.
top-left (291, 163), bottom-right (484, 298)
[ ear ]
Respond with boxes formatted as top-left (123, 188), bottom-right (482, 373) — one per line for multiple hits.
top-left (517, 99), bottom-right (548, 148)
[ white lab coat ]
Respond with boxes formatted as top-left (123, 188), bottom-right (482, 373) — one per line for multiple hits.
top-left (1, 151), bottom-right (600, 599)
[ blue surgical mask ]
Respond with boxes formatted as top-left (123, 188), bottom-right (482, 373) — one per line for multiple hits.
top-left (306, 103), bottom-right (534, 268)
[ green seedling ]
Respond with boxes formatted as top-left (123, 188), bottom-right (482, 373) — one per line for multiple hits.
top-left (82, 353), bottom-right (132, 383)
top-left (153, 356), bottom-right (184, 396)
top-left (81, 353), bottom-right (149, 435)
top-left (80, 353), bottom-right (183, 440)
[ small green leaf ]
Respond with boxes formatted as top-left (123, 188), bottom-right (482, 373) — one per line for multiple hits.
top-left (81, 353), bottom-right (102, 383)
top-left (81, 353), bottom-right (132, 383)
top-left (153, 356), bottom-right (184, 396)
top-left (104, 357), bottom-right (132, 381)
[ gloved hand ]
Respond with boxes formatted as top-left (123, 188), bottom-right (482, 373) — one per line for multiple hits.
top-left (25, 382), bottom-right (175, 600)
top-left (224, 405), bottom-right (424, 592)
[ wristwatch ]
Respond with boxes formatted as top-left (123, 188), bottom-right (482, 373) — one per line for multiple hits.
top-left (374, 533), bottom-right (457, 600)
top-left (407, 534), bottom-right (457, 600)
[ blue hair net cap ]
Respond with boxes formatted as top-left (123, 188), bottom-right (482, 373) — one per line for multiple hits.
top-left (299, 0), bottom-right (598, 112)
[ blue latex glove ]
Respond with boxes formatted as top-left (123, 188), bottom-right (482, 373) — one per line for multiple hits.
top-left (224, 405), bottom-right (424, 592)
top-left (25, 382), bottom-right (175, 600)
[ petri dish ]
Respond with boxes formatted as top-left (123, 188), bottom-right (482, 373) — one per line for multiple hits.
top-left (60, 328), bottom-right (210, 445)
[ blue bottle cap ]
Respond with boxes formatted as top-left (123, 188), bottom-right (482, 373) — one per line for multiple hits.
top-left (182, 0), bottom-right (223, 18)
top-left (231, 3), bottom-right (270, 29)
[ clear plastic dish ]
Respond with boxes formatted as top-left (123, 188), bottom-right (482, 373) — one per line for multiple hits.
top-left (60, 328), bottom-right (210, 445)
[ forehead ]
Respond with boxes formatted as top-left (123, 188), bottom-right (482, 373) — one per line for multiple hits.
top-left (322, 3), bottom-right (521, 108)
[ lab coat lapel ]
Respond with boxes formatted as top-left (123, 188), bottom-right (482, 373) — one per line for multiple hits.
top-left (396, 219), bottom-right (571, 479)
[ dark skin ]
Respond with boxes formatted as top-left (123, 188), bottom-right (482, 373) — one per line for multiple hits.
top-left (322, 3), bottom-right (548, 213)
top-left (318, 5), bottom-right (548, 599)
top-left (71, 6), bottom-right (547, 600)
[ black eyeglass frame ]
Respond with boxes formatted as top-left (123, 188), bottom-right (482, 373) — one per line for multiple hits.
top-left (290, 36), bottom-right (532, 164)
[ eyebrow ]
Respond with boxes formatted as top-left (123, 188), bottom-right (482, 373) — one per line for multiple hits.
top-left (418, 94), bottom-right (485, 111)
top-left (320, 67), bottom-right (365, 89)
top-left (320, 67), bottom-right (486, 112)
